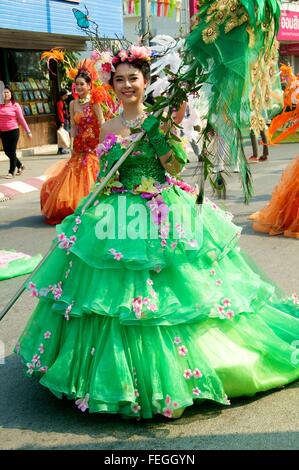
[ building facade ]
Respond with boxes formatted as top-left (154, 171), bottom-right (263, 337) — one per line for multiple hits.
top-left (0, 0), bottom-right (123, 149)
top-left (123, 0), bottom-right (190, 43)
top-left (278, 1), bottom-right (299, 73)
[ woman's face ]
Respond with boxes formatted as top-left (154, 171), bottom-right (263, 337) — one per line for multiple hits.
top-left (112, 63), bottom-right (147, 105)
top-left (3, 88), bottom-right (12, 102)
top-left (75, 77), bottom-right (90, 98)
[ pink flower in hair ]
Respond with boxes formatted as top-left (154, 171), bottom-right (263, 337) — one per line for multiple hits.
top-left (91, 50), bottom-right (101, 61)
top-left (129, 45), bottom-right (151, 60)
top-left (118, 50), bottom-right (128, 61)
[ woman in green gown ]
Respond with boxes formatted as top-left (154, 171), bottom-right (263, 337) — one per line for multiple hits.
top-left (15, 48), bottom-right (299, 419)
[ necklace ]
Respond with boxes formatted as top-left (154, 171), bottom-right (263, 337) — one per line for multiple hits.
top-left (78, 94), bottom-right (90, 105)
top-left (120, 111), bottom-right (146, 129)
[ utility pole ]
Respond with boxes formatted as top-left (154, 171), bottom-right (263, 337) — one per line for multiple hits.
top-left (140, 0), bottom-right (148, 44)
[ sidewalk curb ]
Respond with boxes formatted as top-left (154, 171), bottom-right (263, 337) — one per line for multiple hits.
top-left (0, 144), bottom-right (58, 162)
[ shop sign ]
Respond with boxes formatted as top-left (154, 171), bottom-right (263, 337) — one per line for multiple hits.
top-left (280, 43), bottom-right (299, 56)
top-left (277, 10), bottom-right (299, 41)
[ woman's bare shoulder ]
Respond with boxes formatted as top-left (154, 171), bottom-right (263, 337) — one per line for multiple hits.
top-left (101, 116), bottom-right (121, 134)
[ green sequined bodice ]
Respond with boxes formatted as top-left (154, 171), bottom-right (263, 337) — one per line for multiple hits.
top-left (119, 139), bottom-right (166, 189)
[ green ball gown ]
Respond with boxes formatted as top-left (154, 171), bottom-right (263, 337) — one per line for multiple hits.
top-left (15, 134), bottom-right (299, 419)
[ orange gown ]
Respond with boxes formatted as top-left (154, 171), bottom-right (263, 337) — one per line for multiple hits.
top-left (40, 104), bottom-right (100, 225)
top-left (250, 156), bottom-right (299, 238)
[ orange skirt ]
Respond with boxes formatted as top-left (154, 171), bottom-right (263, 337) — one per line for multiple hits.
top-left (250, 156), bottom-right (299, 238)
top-left (40, 150), bottom-right (99, 225)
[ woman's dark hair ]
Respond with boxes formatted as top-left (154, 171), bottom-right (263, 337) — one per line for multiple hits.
top-left (75, 71), bottom-right (92, 84)
top-left (59, 88), bottom-right (68, 98)
top-left (109, 59), bottom-right (151, 86)
top-left (4, 85), bottom-right (15, 103)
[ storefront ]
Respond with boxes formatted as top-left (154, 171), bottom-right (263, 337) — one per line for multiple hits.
top-left (278, 5), bottom-right (299, 74)
top-left (0, 0), bottom-right (123, 150)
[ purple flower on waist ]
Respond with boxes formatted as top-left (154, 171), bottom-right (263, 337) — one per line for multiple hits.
top-left (96, 133), bottom-right (117, 158)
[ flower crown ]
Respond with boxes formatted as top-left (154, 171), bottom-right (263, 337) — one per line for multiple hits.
top-left (91, 45), bottom-right (151, 84)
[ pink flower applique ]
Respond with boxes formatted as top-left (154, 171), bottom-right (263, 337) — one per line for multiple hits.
top-left (28, 282), bottom-right (38, 297)
top-left (160, 223), bottom-right (170, 239)
top-left (38, 344), bottom-right (44, 354)
top-left (39, 366), bottom-right (48, 373)
top-left (217, 305), bottom-right (225, 316)
top-left (75, 216), bottom-right (82, 225)
top-left (215, 279), bottom-right (222, 286)
top-left (65, 302), bottom-right (74, 321)
top-left (155, 265), bottom-right (162, 273)
top-left (171, 241), bottom-right (178, 250)
top-left (109, 248), bottom-right (123, 261)
top-left (291, 293), bottom-right (299, 305)
top-left (75, 394), bottom-right (90, 412)
top-left (165, 395), bottom-right (171, 405)
top-left (44, 331), bottom-right (52, 339)
top-left (173, 336), bottom-right (182, 345)
top-left (178, 345), bottom-right (188, 356)
top-left (134, 389), bottom-right (140, 397)
top-left (146, 279), bottom-right (154, 286)
top-left (211, 202), bottom-right (218, 210)
top-left (65, 269), bottom-right (70, 279)
top-left (147, 303), bottom-right (158, 312)
top-left (209, 269), bottom-right (216, 276)
top-left (132, 296), bottom-right (143, 319)
top-left (161, 239), bottom-right (167, 247)
top-left (132, 403), bottom-right (141, 414)
top-left (57, 233), bottom-right (76, 251)
top-left (193, 368), bottom-right (203, 378)
top-left (32, 354), bottom-right (40, 364)
top-left (172, 401), bottom-right (178, 408)
top-left (192, 387), bottom-right (201, 396)
top-left (183, 369), bottom-right (193, 379)
top-left (52, 282), bottom-right (63, 300)
top-left (36, 360), bottom-right (41, 368)
top-left (26, 363), bottom-right (35, 375)
top-left (175, 223), bottom-right (185, 238)
top-left (73, 225), bottom-right (78, 233)
top-left (143, 297), bottom-right (150, 305)
top-left (163, 407), bottom-right (173, 418)
top-left (222, 298), bottom-right (231, 307)
top-left (149, 289), bottom-right (158, 299)
top-left (226, 310), bottom-right (235, 319)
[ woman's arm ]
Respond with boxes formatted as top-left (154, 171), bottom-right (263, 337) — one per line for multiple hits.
top-left (69, 100), bottom-right (77, 138)
top-left (93, 102), bottom-right (105, 128)
top-left (173, 102), bottom-right (187, 126)
top-left (159, 151), bottom-right (184, 175)
top-left (15, 103), bottom-right (31, 135)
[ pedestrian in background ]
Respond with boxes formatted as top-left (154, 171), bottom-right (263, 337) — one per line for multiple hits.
top-left (56, 88), bottom-right (70, 155)
top-left (0, 85), bottom-right (32, 178)
top-left (248, 128), bottom-right (269, 163)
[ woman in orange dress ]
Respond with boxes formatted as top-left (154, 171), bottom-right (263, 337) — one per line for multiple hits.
top-left (250, 156), bottom-right (299, 238)
top-left (250, 65), bottom-right (299, 238)
top-left (40, 64), bottom-right (109, 225)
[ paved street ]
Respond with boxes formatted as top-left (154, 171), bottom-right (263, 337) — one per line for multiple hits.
top-left (0, 142), bottom-right (298, 450)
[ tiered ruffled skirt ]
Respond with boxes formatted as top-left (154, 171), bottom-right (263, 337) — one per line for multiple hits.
top-left (16, 186), bottom-right (299, 418)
